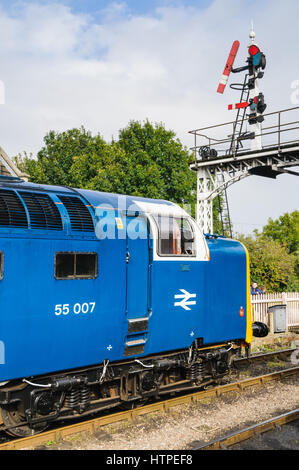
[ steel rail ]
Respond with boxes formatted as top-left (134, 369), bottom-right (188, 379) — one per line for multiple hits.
top-left (0, 366), bottom-right (297, 450)
top-left (195, 407), bottom-right (299, 450)
top-left (234, 348), bottom-right (296, 365)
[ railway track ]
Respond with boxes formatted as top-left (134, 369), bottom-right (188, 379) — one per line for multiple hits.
top-left (0, 364), bottom-right (297, 450)
top-left (234, 348), bottom-right (296, 365)
top-left (195, 408), bottom-right (299, 450)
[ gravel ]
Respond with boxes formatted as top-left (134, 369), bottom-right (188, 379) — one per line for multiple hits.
top-left (46, 376), bottom-right (299, 451)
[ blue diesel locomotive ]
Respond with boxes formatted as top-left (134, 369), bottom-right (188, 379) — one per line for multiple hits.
top-left (0, 176), bottom-right (267, 436)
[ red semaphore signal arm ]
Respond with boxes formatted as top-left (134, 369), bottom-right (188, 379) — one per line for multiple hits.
top-left (217, 40), bottom-right (240, 94)
top-left (228, 101), bottom-right (249, 111)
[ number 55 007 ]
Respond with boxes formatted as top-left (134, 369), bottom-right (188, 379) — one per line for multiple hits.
top-left (54, 302), bottom-right (96, 316)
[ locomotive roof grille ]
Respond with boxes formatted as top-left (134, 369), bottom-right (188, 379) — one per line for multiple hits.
top-left (0, 189), bottom-right (28, 228)
top-left (58, 195), bottom-right (94, 232)
top-left (20, 192), bottom-right (63, 231)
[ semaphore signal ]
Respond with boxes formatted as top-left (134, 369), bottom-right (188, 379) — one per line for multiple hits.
top-left (217, 23), bottom-right (267, 152)
top-left (217, 40), bottom-right (240, 94)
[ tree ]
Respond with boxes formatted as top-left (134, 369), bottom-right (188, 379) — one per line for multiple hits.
top-left (261, 211), bottom-right (299, 254)
top-left (116, 120), bottom-right (196, 205)
top-left (238, 233), bottom-right (299, 292)
top-left (15, 127), bottom-right (109, 187)
top-left (16, 121), bottom-right (197, 211)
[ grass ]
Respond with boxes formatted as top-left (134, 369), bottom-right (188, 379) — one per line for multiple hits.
top-left (240, 370), bottom-right (251, 377)
top-left (267, 361), bottom-right (286, 369)
top-left (198, 398), bottom-right (212, 405)
top-left (252, 343), bottom-right (291, 354)
top-left (46, 440), bottom-right (56, 446)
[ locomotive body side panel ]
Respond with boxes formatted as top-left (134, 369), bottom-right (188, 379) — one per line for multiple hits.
top-left (126, 214), bottom-right (150, 321)
top-left (0, 229), bottom-right (127, 381)
top-left (147, 259), bottom-right (206, 354)
top-left (203, 238), bottom-right (250, 344)
top-left (140, 238), bottom-right (249, 355)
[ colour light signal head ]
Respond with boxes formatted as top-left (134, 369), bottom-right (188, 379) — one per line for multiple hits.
top-left (248, 44), bottom-right (266, 70)
top-left (248, 93), bottom-right (267, 125)
top-left (256, 93), bottom-right (267, 114)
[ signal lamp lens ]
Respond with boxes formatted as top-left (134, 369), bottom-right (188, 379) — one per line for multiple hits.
top-left (249, 45), bottom-right (260, 56)
top-left (239, 307), bottom-right (245, 318)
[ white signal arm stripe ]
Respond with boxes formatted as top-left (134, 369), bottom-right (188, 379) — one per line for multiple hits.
top-left (219, 76), bottom-right (229, 85)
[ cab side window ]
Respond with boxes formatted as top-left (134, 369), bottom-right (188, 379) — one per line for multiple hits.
top-left (154, 216), bottom-right (196, 257)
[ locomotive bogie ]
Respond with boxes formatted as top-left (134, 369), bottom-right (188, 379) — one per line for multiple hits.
top-left (0, 343), bottom-right (240, 436)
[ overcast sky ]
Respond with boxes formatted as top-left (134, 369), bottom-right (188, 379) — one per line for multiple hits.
top-left (0, 0), bottom-right (298, 234)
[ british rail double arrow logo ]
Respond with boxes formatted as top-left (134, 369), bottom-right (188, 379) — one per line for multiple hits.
top-left (174, 289), bottom-right (197, 311)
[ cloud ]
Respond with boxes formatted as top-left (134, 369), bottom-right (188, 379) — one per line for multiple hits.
top-left (0, 0), bottom-right (298, 232)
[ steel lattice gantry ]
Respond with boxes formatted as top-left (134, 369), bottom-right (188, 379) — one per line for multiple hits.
top-left (189, 106), bottom-right (299, 234)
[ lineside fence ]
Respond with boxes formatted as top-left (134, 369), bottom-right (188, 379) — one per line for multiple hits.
top-left (251, 292), bottom-right (299, 328)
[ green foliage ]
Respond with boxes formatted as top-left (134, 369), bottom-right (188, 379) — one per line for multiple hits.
top-left (238, 232), bottom-right (299, 292)
top-left (117, 121), bottom-right (196, 205)
top-left (261, 211), bottom-right (299, 254)
top-left (16, 121), bottom-right (197, 212)
top-left (16, 127), bottom-right (109, 187)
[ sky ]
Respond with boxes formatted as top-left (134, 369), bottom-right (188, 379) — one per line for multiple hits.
top-left (0, 0), bottom-right (298, 234)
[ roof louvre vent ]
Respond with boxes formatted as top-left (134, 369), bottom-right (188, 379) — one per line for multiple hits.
top-left (59, 195), bottom-right (94, 232)
top-left (20, 192), bottom-right (63, 231)
top-left (0, 189), bottom-right (28, 228)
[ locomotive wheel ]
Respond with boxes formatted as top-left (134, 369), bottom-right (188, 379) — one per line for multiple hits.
top-left (1, 403), bottom-right (48, 437)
